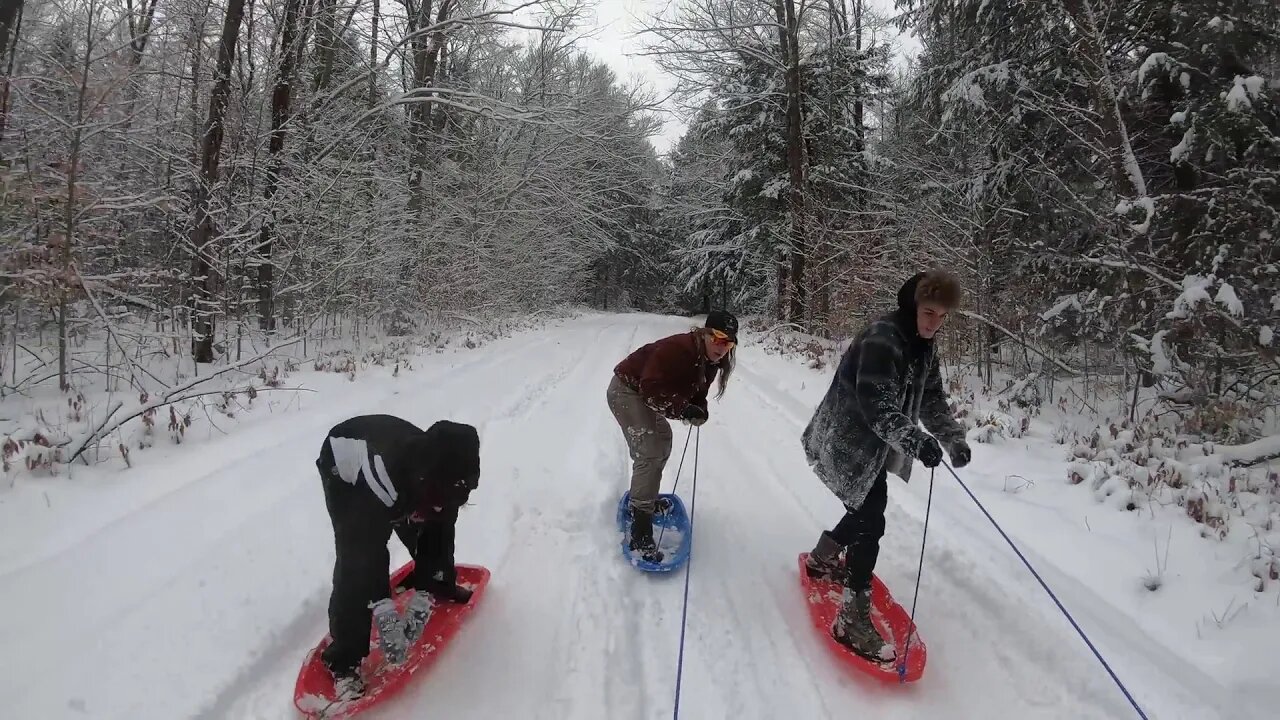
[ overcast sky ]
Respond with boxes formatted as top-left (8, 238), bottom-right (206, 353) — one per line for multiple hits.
top-left (558, 0), bottom-right (922, 155)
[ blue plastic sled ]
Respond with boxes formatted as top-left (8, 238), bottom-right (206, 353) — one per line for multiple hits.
top-left (616, 491), bottom-right (693, 572)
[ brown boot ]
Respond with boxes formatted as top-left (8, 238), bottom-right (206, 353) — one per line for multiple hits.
top-left (832, 587), bottom-right (895, 664)
top-left (805, 531), bottom-right (847, 584)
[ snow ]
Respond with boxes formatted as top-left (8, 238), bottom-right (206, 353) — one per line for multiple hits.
top-left (941, 62), bottom-right (1012, 120)
top-left (1137, 53), bottom-right (1170, 87)
top-left (1169, 111), bottom-right (1187, 125)
top-left (1169, 274), bottom-right (1213, 319)
top-left (1202, 435), bottom-right (1280, 467)
top-left (1040, 294), bottom-right (1081, 321)
top-left (1263, 327), bottom-right (1275, 347)
top-left (1116, 196), bottom-right (1156, 235)
top-left (1, 313), bottom-right (1276, 719)
top-left (1214, 281), bottom-right (1244, 317)
top-left (1225, 77), bottom-right (1253, 112)
top-left (1171, 127), bottom-right (1195, 162)
top-left (1148, 329), bottom-right (1175, 376)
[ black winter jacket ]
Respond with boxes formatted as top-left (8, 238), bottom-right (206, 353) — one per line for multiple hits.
top-left (801, 276), bottom-right (967, 509)
top-left (317, 414), bottom-right (480, 589)
top-left (317, 414), bottom-right (480, 523)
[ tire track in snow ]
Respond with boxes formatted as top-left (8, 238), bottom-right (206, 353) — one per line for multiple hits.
top-left (355, 316), bottom-right (663, 720)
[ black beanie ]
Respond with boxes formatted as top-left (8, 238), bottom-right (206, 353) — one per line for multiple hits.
top-left (705, 310), bottom-right (738, 343)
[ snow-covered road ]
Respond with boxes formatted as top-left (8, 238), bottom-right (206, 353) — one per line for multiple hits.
top-left (0, 313), bottom-right (1259, 719)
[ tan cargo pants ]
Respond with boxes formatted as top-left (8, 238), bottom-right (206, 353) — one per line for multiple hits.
top-left (606, 374), bottom-right (672, 513)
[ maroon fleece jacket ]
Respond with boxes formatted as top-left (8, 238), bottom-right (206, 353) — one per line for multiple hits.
top-left (614, 331), bottom-right (719, 419)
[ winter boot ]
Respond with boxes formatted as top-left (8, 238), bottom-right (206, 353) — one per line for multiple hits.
top-left (332, 671), bottom-right (366, 700)
top-left (805, 531), bottom-right (847, 584)
top-left (653, 497), bottom-right (674, 516)
top-left (403, 590), bottom-right (434, 645)
top-left (371, 598), bottom-right (409, 665)
top-left (629, 508), bottom-right (665, 563)
top-left (832, 587), bottom-right (895, 664)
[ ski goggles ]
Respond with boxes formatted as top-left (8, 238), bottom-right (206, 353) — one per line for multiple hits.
top-left (709, 329), bottom-right (736, 349)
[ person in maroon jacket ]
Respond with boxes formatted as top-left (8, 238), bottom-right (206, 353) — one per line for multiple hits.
top-left (607, 311), bottom-right (738, 561)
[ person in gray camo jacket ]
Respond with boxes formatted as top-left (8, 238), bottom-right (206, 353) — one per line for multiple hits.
top-left (801, 270), bottom-right (972, 663)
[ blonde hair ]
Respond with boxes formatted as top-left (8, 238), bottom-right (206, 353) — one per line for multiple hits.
top-left (694, 327), bottom-right (735, 399)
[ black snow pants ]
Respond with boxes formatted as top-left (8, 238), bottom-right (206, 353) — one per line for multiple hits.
top-left (318, 468), bottom-right (456, 676)
top-left (829, 467), bottom-right (889, 591)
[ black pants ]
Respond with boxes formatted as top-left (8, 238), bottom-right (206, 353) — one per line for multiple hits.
top-left (830, 468), bottom-right (889, 591)
top-left (318, 468), bottom-right (451, 676)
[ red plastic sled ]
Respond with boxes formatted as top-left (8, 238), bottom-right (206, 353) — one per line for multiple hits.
top-left (798, 553), bottom-right (926, 683)
top-left (293, 562), bottom-right (490, 719)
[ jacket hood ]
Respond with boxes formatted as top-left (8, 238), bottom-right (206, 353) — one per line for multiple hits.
top-left (892, 272), bottom-right (929, 344)
top-left (408, 420), bottom-right (480, 510)
top-left (896, 272), bottom-right (926, 315)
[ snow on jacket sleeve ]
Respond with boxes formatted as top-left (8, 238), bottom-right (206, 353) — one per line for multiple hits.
top-left (920, 352), bottom-right (967, 449)
top-left (850, 333), bottom-right (924, 455)
top-left (637, 336), bottom-right (702, 419)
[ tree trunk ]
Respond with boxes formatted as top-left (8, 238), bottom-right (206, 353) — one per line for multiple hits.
top-left (369, 0), bottom-right (379, 108)
top-left (0, 0), bottom-right (22, 143)
top-left (312, 0), bottom-right (338, 92)
top-left (58, 0), bottom-right (98, 390)
top-left (120, 0), bottom-right (159, 130)
top-left (189, 0), bottom-right (248, 363)
top-left (407, 0), bottom-right (452, 215)
top-left (777, 0), bottom-right (808, 329)
top-left (1061, 0), bottom-right (1147, 199)
top-left (0, 0), bottom-right (17, 71)
top-left (256, 0), bottom-right (303, 332)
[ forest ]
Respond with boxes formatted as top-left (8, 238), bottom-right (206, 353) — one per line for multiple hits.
top-left (1, 0), bottom-right (1277, 445)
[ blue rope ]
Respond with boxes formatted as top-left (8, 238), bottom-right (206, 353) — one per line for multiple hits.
top-left (943, 461), bottom-right (1149, 719)
top-left (672, 427), bottom-right (700, 719)
top-left (657, 426), bottom-right (693, 550)
top-left (897, 467), bottom-right (935, 682)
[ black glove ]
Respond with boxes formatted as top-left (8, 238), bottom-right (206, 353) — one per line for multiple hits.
top-left (681, 403), bottom-right (708, 426)
top-left (917, 435), bottom-right (944, 468)
top-left (423, 579), bottom-right (473, 604)
top-left (950, 440), bottom-right (971, 469)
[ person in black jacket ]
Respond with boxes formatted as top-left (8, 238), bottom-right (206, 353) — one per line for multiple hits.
top-left (316, 414), bottom-right (480, 697)
top-left (801, 271), bottom-right (971, 663)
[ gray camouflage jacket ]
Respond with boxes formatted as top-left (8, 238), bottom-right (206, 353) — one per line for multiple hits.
top-left (801, 290), bottom-right (967, 509)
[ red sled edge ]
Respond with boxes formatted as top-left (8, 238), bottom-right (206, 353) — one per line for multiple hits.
top-left (293, 561), bottom-right (490, 719)
top-left (797, 553), bottom-right (926, 683)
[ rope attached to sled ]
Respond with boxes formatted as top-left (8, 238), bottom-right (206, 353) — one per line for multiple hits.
top-left (657, 426), bottom-right (694, 550)
top-left (672, 427), bottom-right (700, 719)
top-left (944, 461), bottom-right (1149, 719)
top-left (898, 467), bottom-right (935, 682)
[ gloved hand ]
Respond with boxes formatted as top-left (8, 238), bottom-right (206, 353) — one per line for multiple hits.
top-left (950, 440), bottom-right (972, 468)
top-left (681, 403), bottom-right (708, 426)
top-left (371, 598), bottom-right (409, 664)
top-left (423, 579), bottom-right (474, 604)
top-left (917, 435), bottom-right (944, 468)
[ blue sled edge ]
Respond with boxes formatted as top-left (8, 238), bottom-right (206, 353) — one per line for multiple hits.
top-left (616, 490), bottom-right (692, 573)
